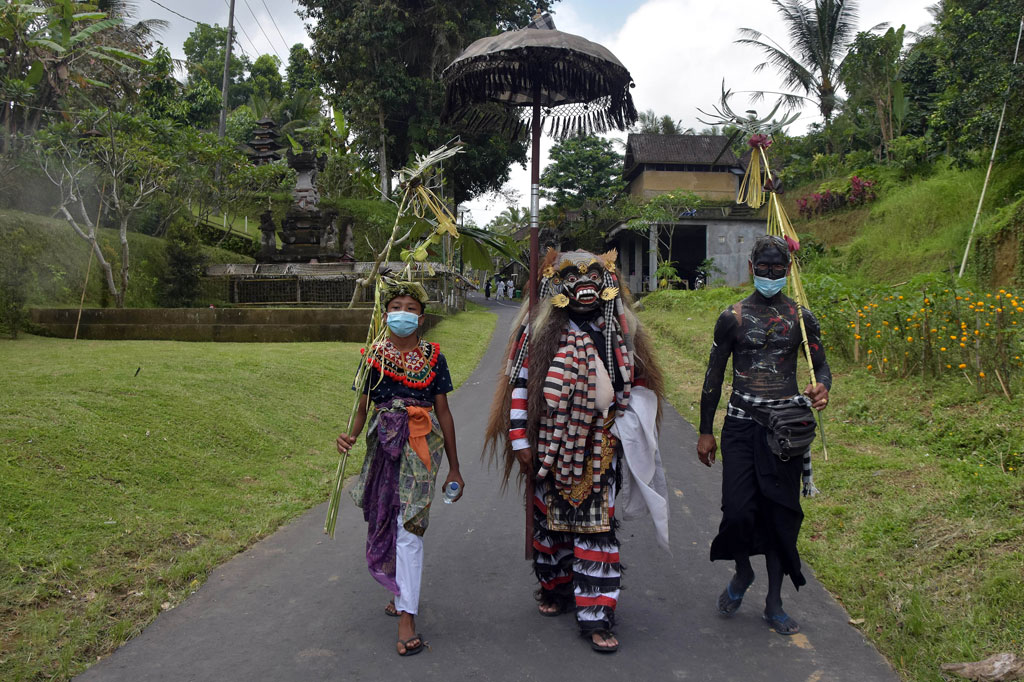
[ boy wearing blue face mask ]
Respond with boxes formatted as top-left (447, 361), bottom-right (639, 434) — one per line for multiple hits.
top-left (336, 278), bottom-right (463, 657)
top-left (695, 235), bottom-right (832, 636)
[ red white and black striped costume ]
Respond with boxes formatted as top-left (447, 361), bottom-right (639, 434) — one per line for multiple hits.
top-left (487, 249), bottom-right (669, 642)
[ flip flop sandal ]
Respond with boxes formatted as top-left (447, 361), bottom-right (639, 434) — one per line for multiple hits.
top-left (385, 601), bottom-right (399, 617)
top-left (397, 634), bottom-right (424, 656)
top-left (590, 630), bottom-right (619, 653)
top-left (717, 579), bottom-right (753, 616)
top-left (537, 601), bottom-right (564, 617)
top-left (763, 611), bottom-right (801, 635)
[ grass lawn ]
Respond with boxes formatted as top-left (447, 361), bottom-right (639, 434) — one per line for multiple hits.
top-left (638, 289), bottom-right (1024, 682)
top-left (0, 306), bottom-right (496, 681)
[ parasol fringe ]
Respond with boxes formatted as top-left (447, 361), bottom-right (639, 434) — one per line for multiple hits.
top-left (442, 49), bottom-right (636, 140)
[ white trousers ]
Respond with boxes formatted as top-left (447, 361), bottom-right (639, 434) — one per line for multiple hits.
top-left (394, 515), bottom-right (424, 615)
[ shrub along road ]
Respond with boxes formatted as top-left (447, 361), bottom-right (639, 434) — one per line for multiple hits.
top-left (76, 295), bottom-right (897, 681)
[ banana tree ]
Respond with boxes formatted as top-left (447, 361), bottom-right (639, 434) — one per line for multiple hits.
top-left (0, 0), bottom-right (147, 150)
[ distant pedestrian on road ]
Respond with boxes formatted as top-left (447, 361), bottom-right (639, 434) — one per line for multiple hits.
top-left (337, 278), bottom-right (464, 657)
top-left (696, 235), bottom-right (832, 636)
top-left (484, 278), bottom-right (491, 299)
top-left (496, 279), bottom-right (506, 300)
top-left (506, 278), bottom-right (515, 300)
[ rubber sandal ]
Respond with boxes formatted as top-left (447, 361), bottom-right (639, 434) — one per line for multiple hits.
top-left (590, 630), bottom-right (619, 653)
top-left (763, 611), bottom-right (801, 635)
top-left (538, 601), bottom-right (563, 617)
top-left (397, 634), bottom-right (424, 656)
top-left (384, 601), bottom-right (399, 617)
top-left (717, 578), bottom-right (753, 616)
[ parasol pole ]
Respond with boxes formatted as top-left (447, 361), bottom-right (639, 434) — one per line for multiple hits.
top-left (525, 91), bottom-right (541, 560)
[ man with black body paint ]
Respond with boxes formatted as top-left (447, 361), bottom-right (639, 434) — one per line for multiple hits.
top-left (696, 235), bottom-right (832, 635)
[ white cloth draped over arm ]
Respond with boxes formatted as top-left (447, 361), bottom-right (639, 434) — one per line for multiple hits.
top-left (611, 385), bottom-right (670, 553)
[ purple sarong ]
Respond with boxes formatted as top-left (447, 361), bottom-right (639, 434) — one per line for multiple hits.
top-left (361, 399), bottom-right (431, 595)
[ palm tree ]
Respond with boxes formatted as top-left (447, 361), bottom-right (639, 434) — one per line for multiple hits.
top-left (490, 205), bottom-right (530, 234)
top-left (736, 0), bottom-right (861, 126)
top-left (96, 0), bottom-right (169, 53)
top-left (632, 109), bottom-right (694, 136)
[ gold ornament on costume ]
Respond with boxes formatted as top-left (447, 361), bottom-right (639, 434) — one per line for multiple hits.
top-left (551, 294), bottom-right (569, 308)
top-left (543, 265), bottom-right (555, 278)
top-left (577, 262), bottom-right (589, 274)
top-left (600, 287), bottom-right (619, 301)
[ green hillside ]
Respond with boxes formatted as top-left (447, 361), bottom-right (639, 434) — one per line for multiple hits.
top-left (0, 210), bottom-right (252, 310)
top-left (792, 157), bottom-right (1024, 287)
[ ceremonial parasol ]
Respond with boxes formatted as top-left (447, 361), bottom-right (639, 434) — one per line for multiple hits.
top-left (442, 13), bottom-right (638, 557)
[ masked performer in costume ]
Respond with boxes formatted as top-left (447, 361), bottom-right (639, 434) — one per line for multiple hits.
top-left (486, 249), bottom-right (669, 654)
top-left (336, 278), bottom-right (464, 657)
top-left (696, 235), bottom-right (832, 636)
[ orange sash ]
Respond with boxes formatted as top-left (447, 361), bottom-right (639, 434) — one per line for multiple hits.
top-left (406, 405), bottom-right (433, 471)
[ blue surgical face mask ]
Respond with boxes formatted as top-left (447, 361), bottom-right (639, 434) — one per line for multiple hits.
top-left (386, 310), bottom-right (420, 337)
top-left (754, 275), bottom-right (787, 298)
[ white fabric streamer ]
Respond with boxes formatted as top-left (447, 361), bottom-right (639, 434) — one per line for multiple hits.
top-left (611, 386), bottom-right (671, 553)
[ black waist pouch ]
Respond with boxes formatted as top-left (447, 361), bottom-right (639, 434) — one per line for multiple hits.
top-left (747, 403), bottom-right (817, 461)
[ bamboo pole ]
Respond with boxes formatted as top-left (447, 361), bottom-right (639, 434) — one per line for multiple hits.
top-left (760, 148), bottom-right (829, 460)
top-left (958, 16), bottom-right (1024, 278)
top-left (74, 181), bottom-right (106, 341)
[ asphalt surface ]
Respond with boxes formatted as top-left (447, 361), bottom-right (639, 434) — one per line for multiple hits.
top-left (77, 294), bottom-right (898, 682)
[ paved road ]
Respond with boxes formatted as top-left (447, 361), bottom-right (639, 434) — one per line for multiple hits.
top-left (77, 295), bottom-right (897, 682)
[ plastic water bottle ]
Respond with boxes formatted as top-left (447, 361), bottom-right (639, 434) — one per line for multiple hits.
top-left (442, 481), bottom-right (460, 504)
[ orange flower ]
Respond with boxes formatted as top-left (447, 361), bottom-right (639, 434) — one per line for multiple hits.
top-left (958, 363), bottom-right (967, 369)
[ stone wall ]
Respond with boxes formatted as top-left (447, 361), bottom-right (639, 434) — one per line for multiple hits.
top-left (30, 308), bottom-right (442, 343)
top-left (705, 220), bottom-right (768, 286)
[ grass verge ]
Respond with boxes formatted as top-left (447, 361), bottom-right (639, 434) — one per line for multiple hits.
top-left (0, 306), bottom-right (496, 681)
top-left (638, 289), bottom-right (1023, 682)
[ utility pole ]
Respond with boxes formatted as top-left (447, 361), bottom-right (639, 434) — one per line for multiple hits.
top-left (217, 0), bottom-right (237, 140)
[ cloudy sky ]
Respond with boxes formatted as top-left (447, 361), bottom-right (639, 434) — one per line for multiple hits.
top-left (139, 0), bottom-right (935, 225)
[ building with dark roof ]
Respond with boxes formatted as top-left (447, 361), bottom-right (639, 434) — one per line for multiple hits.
top-left (609, 133), bottom-right (766, 292)
top-left (624, 133), bottom-right (744, 200)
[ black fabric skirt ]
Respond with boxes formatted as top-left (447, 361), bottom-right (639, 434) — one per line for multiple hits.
top-left (709, 417), bottom-right (806, 589)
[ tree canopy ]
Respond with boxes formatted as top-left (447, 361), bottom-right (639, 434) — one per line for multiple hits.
top-left (541, 135), bottom-right (625, 210)
top-left (296, 0), bottom-right (555, 200)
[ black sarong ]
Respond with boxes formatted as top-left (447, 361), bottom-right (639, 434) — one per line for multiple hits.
top-left (709, 416), bottom-right (806, 589)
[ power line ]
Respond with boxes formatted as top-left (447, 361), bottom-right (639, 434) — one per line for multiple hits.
top-left (145, 0), bottom-right (198, 24)
top-left (234, 20), bottom-right (260, 58)
top-left (222, 0), bottom-right (259, 57)
top-left (243, 0), bottom-right (285, 61)
top-left (259, 0), bottom-right (292, 55)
